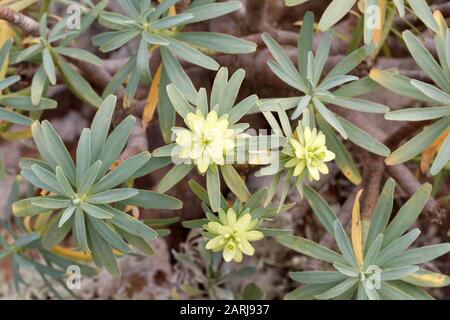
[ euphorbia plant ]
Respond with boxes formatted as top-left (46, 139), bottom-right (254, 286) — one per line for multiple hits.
top-left (183, 180), bottom-right (293, 263)
top-left (12, 95), bottom-right (182, 276)
top-left (370, 11), bottom-right (450, 175)
top-left (277, 179), bottom-right (450, 300)
top-left (259, 11), bottom-right (391, 185)
top-left (153, 67), bottom-right (258, 212)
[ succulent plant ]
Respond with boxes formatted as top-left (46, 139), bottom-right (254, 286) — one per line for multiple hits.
top-left (284, 0), bottom-right (438, 43)
top-left (94, 0), bottom-right (255, 103)
top-left (11, 95), bottom-right (182, 276)
top-left (183, 180), bottom-right (293, 263)
top-left (0, 176), bottom-right (98, 298)
top-left (152, 67), bottom-right (259, 212)
top-left (370, 12), bottom-right (450, 175)
top-left (13, 3), bottom-right (107, 108)
top-left (0, 39), bottom-right (56, 126)
top-left (277, 179), bottom-right (450, 300)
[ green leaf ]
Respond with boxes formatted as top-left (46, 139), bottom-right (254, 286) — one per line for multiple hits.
top-left (386, 116), bottom-right (450, 165)
top-left (42, 215), bottom-right (74, 249)
top-left (384, 243), bottom-right (450, 268)
top-left (103, 57), bottom-right (136, 98)
top-left (116, 228), bottom-right (154, 256)
top-left (267, 60), bottom-right (306, 92)
top-left (431, 132), bottom-right (450, 175)
top-left (313, 31), bottom-right (332, 85)
top-left (166, 84), bottom-right (194, 117)
top-left (407, 0), bottom-right (440, 33)
top-left (86, 219), bottom-right (119, 276)
top-left (175, 32), bottom-right (256, 54)
top-left (320, 95), bottom-right (389, 114)
top-left (58, 206), bottom-right (76, 227)
top-left (312, 97), bottom-right (347, 139)
top-left (365, 178), bottom-right (395, 252)
top-left (16, 44), bottom-right (42, 63)
top-left (0, 96), bottom-right (56, 111)
top-left (382, 183), bottom-right (431, 246)
top-left (90, 95), bottom-right (117, 160)
top-left (183, 1), bottom-right (241, 24)
top-left (383, 280), bottom-right (434, 300)
top-left (363, 234), bottom-right (383, 269)
top-left (0, 109), bottom-right (32, 126)
top-left (41, 121), bottom-right (76, 183)
top-left (99, 29), bottom-right (141, 53)
top-left (157, 164), bottom-right (194, 193)
top-left (151, 0), bottom-right (179, 19)
top-left (30, 164), bottom-right (62, 194)
top-left (284, 283), bottom-right (338, 300)
top-left (303, 185), bottom-right (337, 237)
top-left (12, 198), bottom-right (51, 217)
top-left (55, 166), bottom-right (75, 198)
top-left (142, 32), bottom-right (169, 45)
top-left (318, 0), bottom-right (357, 31)
top-left (74, 207), bottom-right (90, 252)
top-left (403, 30), bottom-right (450, 92)
top-left (160, 47), bottom-right (197, 103)
top-left (326, 44), bottom-right (375, 80)
top-left (385, 107), bottom-right (450, 121)
top-left (207, 165), bottom-right (221, 212)
top-left (165, 36), bottom-right (219, 71)
top-left (276, 235), bottom-right (347, 265)
top-left (376, 229), bottom-right (421, 265)
top-left (315, 277), bottom-right (359, 300)
top-left (54, 47), bottom-right (103, 67)
top-left (290, 271), bottom-right (347, 284)
top-left (379, 281), bottom-right (415, 300)
top-left (31, 66), bottom-right (48, 106)
top-left (158, 66), bottom-right (176, 143)
top-left (117, 190), bottom-right (183, 210)
top-left (316, 114), bottom-right (361, 185)
top-left (369, 69), bottom-right (433, 102)
top-left (97, 115), bottom-right (135, 176)
top-left (81, 203), bottom-right (114, 219)
top-left (88, 188), bottom-right (138, 204)
top-left (152, 13), bottom-right (193, 29)
top-left (334, 220), bottom-right (357, 266)
top-left (92, 152), bottom-right (150, 193)
top-left (219, 68), bottom-right (246, 115)
top-left (87, 215), bottom-right (131, 254)
top-left (196, 88), bottom-right (208, 116)
top-left (31, 196), bottom-right (71, 209)
top-left (0, 76), bottom-right (20, 90)
top-left (380, 266), bottom-right (419, 281)
top-left (108, 206), bottom-right (158, 240)
top-left (262, 33), bottom-right (300, 80)
top-left (76, 128), bottom-right (91, 186)
top-left (78, 160), bottom-right (102, 195)
top-left (410, 79), bottom-right (450, 105)
top-left (56, 58), bottom-right (102, 108)
top-left (220, 165), bottom-right (250, 203)
top-left (297, 11), bottom-right (314, 79)
top-left (339, 116), bottom-right (390, 156)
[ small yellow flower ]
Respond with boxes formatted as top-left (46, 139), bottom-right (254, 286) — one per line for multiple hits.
top-left (174, 110), bottom-right (236, 173)
top-left (204, 208), bottom-right (264, 263)
top-left (285, 127), bottom-right (335, 181)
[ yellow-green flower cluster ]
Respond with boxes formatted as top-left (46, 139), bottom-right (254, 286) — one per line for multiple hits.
top-left (174, 110), bottom-right (236, 173)
top-left (204, 208), bottom-right (264, 262)
top-left (285, 127), bottom-right (335, 181)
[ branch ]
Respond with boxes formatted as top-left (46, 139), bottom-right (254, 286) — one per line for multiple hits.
top-left (334, 109), bottom-right (446, 223)
top-left (0, 6), bottom-right (39, 35)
